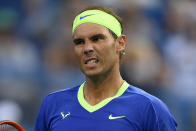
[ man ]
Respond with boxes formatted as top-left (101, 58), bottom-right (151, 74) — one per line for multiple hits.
top-left (34, 6), bottom-right (177, 131)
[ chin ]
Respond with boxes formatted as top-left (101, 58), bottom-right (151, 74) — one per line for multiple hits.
top-left (84, 71), bottom-right (100, 77)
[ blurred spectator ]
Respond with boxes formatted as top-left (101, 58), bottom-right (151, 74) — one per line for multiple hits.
top-left (0, 100), bottom-right (22, 122)
top-left (42, 40), bottom-right (84, 94)
top-left (0, 1), bottom-right (42, 130)
top-left (121, 35), bottom-right (165, 94)
top-left (161, 0), bottom-right (196, 130)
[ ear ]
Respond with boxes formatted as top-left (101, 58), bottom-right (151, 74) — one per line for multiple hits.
top-left (116, 35), bottom-right (126, 53)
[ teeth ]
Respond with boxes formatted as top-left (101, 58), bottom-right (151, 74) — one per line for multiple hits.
top-left (87, 59), bottom-right (96, 64)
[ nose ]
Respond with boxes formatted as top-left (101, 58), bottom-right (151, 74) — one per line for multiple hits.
top-left (83, 41), bottom-right (94, 56)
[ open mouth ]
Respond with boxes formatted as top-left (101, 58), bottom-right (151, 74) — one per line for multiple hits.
top-left (85, 58), bottom-right (99, 64)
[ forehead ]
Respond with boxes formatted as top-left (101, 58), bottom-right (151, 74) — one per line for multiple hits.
top-left (73, 23), bottom-right (110, 38)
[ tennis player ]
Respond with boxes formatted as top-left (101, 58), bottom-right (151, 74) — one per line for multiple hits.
top-left (34, 6), bottom-right (177, 131)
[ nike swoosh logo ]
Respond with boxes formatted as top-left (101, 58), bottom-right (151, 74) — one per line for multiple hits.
top-left (80, 14), bottom-right (95, 20)
top-left (61, 112), bottom-right (70, 119)
top-left (109, 114), bottom-right (125, 120)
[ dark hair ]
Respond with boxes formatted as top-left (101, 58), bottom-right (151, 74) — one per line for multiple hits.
top-left (79, 6), bottom-right (123, 39)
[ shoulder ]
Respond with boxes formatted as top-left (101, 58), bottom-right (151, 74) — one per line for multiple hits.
top-left (39, 85), bottom-right (80, 115)
top-left (48, 85), bottom-right (80, 97)
top-left (43, 85), bottom-right (80, 104)
top-left (35, 85), bottom-right (81, 130)
top-left (125, 85), bottom-right (168, 109)
top-left (124, 85), bottom-right (177, 130)
top-left (125, 85), bottom-right (174, 116)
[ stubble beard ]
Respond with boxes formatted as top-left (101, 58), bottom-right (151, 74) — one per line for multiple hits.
top-left (83, 60), bottom-right (117, 85)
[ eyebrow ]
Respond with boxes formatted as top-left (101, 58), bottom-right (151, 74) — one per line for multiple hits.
top-left (73, 38), bottom-right (83, 44)
top-left (89, 33), bottom-right (105, 40)
top-left (73, 33), bottom-right (105, 43)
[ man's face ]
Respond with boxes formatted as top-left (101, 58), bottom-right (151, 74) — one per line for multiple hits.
top-left (73, 23), bottom-right (120, 77)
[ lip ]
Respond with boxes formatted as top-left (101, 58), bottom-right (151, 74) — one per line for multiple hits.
top-left (84, 57), bottom-right (99, 64)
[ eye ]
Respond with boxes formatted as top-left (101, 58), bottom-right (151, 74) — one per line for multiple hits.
top-left (90, 34), bottom-right (105, 42)
top-left (73, 39), bottom-right (85, 45)
top-left (92, 36), bottom-right (101, 42)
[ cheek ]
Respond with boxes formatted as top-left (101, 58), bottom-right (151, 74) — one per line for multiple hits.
top-left (104, 43), bottom-right (117, 57)
top-left (74, 46), bottom-right (81, 56)
top-left (74, 47), bottom-right (82, 61)
top-left (99, 45), bottom-right (117, 64)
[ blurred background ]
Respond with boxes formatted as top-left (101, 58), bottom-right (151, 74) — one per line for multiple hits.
top-left (0, 0), bottom-right (196, 130)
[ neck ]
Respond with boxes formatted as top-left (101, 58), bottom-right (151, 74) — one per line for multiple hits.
top-left (84, 68), bottom-right (124, 106)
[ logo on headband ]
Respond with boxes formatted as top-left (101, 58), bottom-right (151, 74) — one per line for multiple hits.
top-left (80, 14), bottom-right (95, 20)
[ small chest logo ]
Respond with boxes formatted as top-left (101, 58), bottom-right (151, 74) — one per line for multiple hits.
top-left (61, 112), bottom-right (70, 119)
top-left (109, 114), bottom-right (125, 120)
